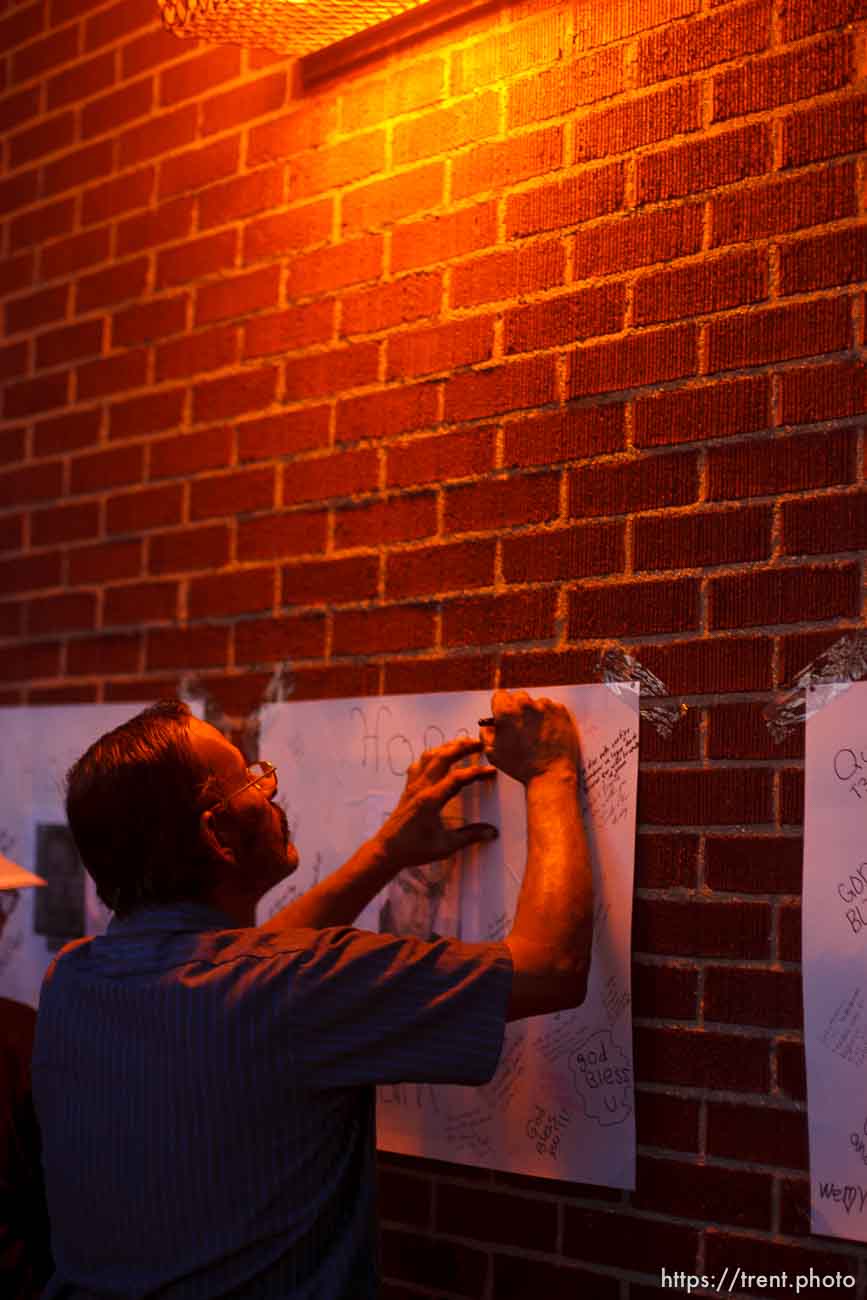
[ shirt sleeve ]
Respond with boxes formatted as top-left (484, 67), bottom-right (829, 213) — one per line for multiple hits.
top-left (249, 927), bottom-right (512, 1091)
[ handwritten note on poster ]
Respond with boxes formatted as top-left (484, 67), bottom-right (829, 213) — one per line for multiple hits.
top-left (804, 681), bottom-right (867, 1241)
top-left (259, 683), bottom-right (639, 1190)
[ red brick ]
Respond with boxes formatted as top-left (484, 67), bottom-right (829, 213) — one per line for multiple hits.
top-left (503, 522), bottom-right (623, 584)
top-left (444, 355), bottom-right (556, 423)
top-left (82, 77), bottom-right (153, 139)
top-left (635, 896), bottom-right (771, 959)
top-left (453, 127), bottom-right (564, 202)
top-left (148, 525), bottom-right (231, 575)
top-left (505, 283), bottom-right (624, 355)
top-left (386, 316), bottom-right (493, 381)
top-left (570, 449), bottom-right (699, 519)
top-left (68, 539), bottom-right (142, 585)
top-left (121, 26), bottom-right (185, 77)
top-left (189, 467), bottom-right (275, 522)
top-left (1, 86), bottom-right (42, 133)
top-left (634, 1089), bottom-right (700, 1151)
top-left (244, 302), bottom-right (333, 360)
top-left (31, 501), bottom-right (99, 546)
top-left (36, 319), bottom-right (103, 370)
top-left (118, 105), bottom-right (197, 167)
top-left (780, 768), bottom-right (804, 825)
top-left (0, 551), bottom-right (62, 594)
top-left (234, 615), bottom-right (326, 663)
top-left (455, 12), bottom-right (567, 97)
top-left (194, 266), bottom-right (279, 327)
top-left (508, 45), bottom-right (624, 126)
top-left (1, 606), bottom-right (26, 641)
top-left (77, 349), bottom-right (147, 401)
top-left (238, 408), bottom-right (330, 462)
top-left (149, 427), bottom-right (232, 481)
top-left (708, 297), bottom-right (850, 373)
top-left (780, 224), bottom-right (867, 296)
top-left (334, 493), bottom-right (437, 550)
top-left (783, 94), bottom-right (867, 169)
top-left (635, 504), bottom-right (771, 570)
top-left (159, 44), bottom-right (241, 106)
top-left (283, 555), bottom-right (379, 606)
top-left (341, 274), bottom-right (441, 337)
top-left (505, 163), bottom-right (624, 239)
top-left (201, 72), bottom-right (286, 136)
top-left (392, 202), bottom-right (498, 274)
top-left (109, 387), bottom-right (184, 440)
top-left (0, 170), bottom-right (40, 220)
top-left (237, 511), bottom-right (327, 563)
top-left (386, 429), bottom-right (495, 488)
top-left (12, 26), bottom-right (78, 84)
top-left (635, 636), bottom-right (773, 694)
top-left (384, 541), bottom-right (492, 600)
top-left (636, 0), bottom-right (770, 85)
top-left (634, 1156), bottom-right (771, 1230)
top-left (0, 429), bottom-right (27, 468)
top-left (244, 199), bottom-right (333, 265)
top-left (451, 242), bottom-right (563, 311)
top-left (7, 285), bottom-right (69, 338)
top-left (76, 256), bottom-right (147, 312)
top-left (3, 372), bottom-right (69, 420)
top-left (580, 81), bottom-right (702, 166)
top-left (0, 5), bottom-right (44, 61)
top-left (332, 606), bottom-right (434, 656)
top-left (397, 92), bottom-right (501, 167)
top-left (714, 33), bottom-right (850, 124)
top-left (637, 121), bottom-right (771, 204)
top-left (782, 489), bottom-right (867, 557)
top-left (336, 383), bottom-right (439, 444)
top-left (340, 58), bottom-right (444, 129)
top-left (112, 296), bottom-right (188, 350)
top-left (284, 344), bottom-right (379, 401)
top-left (499, 647), bottom-right (605, 690)
top-left (44, 142), bottom-right (117, 202)
top-left (438, 1183), bottom-right (556, 1251)
top-left (282, 449), bottom-right (378, 506)
top-left (634, 375), bottom-right (770, 448)
top-left (708, 563), bottom-right (860, 629)
top-left (636, 833), bottom-right (699, 890)
top-left (284, 232), bottom-right (382, 298)
top-left (641, 766), bottom-right (773, 826)
top-left (445, 472), bottom-right (559, 534)
top-left (85, 0), bottom-right (150, 50)
top-left (106, 484), bottom-right (183, 535)
top-left (706, 834), bottom-right (802, 894)
top-left (342, 162), bottom-right (444, 233)
top-left (442, 590), bottom-right (556, 648)
top-left (116, 197), bottom-right (194, 258)
top-left (632, 961), bottom-right (699, 1021)
top-left (70, 444), bottom-right (143, 495)
top-left (707, 1101), bottom-right (808, 1170)
top-left (159, 137), bottom-right (239, 202)
top-left (188, 568), bottom-right (274, 620)
top-left (503, 405), bottom-right (625, 468)
top-left (10, 197), bottom-right (74, 251)
top-left (146, 625), bottom-right (231, 671)
top-left (707, 429), bottom-right (855, 501)
top-left (267, 663), bottom-right (378, 702)
top-left (0, 516), bottom-right (24, 552)
top-left (247, 101), bottom-right (337, 166)
top-left (569, 577), bottom-right (699, 638)
top-left (711, 161), bottom-right (856, 247)
top-left (384, 656), bottom-right (495, 696)
top-left (157, 230), bottom-right (237, 290)
top-left (575, 204), bottom-right (705, 284)
top-left (193, 366), bottom-right (278, 424)
top-left (67, 633), bottom-right (141, 676)
top-left (0, 252), bottom-right (35, 299)
top-left (705, 965), bottom-right (802, 1030)
top-left (47, 51), bottom-right (115, 110)
top-left (289, 129), bottom-right (385, 200)
top-left (782, 0), bottom-right (867, 39)
top-left (0, 642), bottom-right (60, 683)
top-left (104, 581), bottom-right (177, 626)
top-left (155, 325), bottom-right (237, 383)
top-left (0, 341), bottom-right (29, 384)
top-left (41, 227), bottom-right (111, 282)
top-left (562, 1204), bottom-right (700, 1273)
top-left (569, 323), bottom-right (696, 395)
top-left (198, 166), bottom-right (284, 232)
top-left (576, 0), bottom-right (699, 44)
top-left (34, 407), bottom-right (101, 456)
top-left (635, 248), bottom-right (767, 326)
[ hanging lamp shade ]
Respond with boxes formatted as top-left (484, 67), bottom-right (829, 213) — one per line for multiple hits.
top-left (156, 0), bottom-right (436, 56)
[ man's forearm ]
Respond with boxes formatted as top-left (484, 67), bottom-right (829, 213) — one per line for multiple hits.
top-left (505, 764), bottom-right (593, 1019)
top-left (261, 836), bottom-right (396, 931)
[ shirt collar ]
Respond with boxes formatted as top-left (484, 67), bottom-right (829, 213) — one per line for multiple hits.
top-left (107, 901), bottom-right (236, 936)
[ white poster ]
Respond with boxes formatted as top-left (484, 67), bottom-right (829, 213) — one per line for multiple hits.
top-left (804, 681), bottom-right (867, 1240)
top-left (0, 704), bottom-right (149, 1009)
top-left (259, 683), bottom-right (639, 1189)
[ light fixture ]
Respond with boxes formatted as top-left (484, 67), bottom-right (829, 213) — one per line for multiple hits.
top-left (157, 0), bottom-right (439, 57)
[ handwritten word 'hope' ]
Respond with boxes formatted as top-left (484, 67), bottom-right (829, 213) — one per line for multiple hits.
top-left (350, 705), bottom-right (471, 777)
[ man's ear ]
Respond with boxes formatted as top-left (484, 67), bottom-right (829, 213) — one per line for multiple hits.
top-left (199, 808), bottom-right (238, 866)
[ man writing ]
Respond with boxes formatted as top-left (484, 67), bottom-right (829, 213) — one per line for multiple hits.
top-left (33, 688), bottom-right (592, 1298)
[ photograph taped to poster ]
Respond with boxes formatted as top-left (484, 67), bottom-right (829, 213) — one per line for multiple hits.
top-left (804, 681), bottom-right (867, 1242)
top-left (259, 683), bottom-right (639, 1190)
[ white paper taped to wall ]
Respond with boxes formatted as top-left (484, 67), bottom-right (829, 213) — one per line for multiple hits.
top-left (259, 683), bottom-right (639, 1190)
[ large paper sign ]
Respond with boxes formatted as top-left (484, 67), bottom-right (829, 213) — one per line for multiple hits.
top-left (0, 704), bottom-right (149, 1009)
top-left (259, 684), bottom-right (638, 1189)
top-left (804, 681), bottom-right (867, 1240)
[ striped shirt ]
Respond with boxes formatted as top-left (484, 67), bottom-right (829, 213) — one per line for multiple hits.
top-left (32, 903), bottom-right (511, 1299)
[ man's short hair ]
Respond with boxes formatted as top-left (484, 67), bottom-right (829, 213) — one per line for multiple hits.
top-left (65, 700), bottom-right (215, 917)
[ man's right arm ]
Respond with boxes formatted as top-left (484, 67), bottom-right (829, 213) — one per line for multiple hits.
top-left (481, 691), bottom-right (593, 1022)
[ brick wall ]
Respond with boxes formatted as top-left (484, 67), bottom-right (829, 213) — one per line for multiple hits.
top-left (1, 0), bottom-right (866, 1292)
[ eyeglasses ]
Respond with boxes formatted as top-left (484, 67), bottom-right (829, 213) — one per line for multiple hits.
top-left (0, 891), bottom-right (19, 920)
top-left (211, 761), bottom-right (278, 813)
